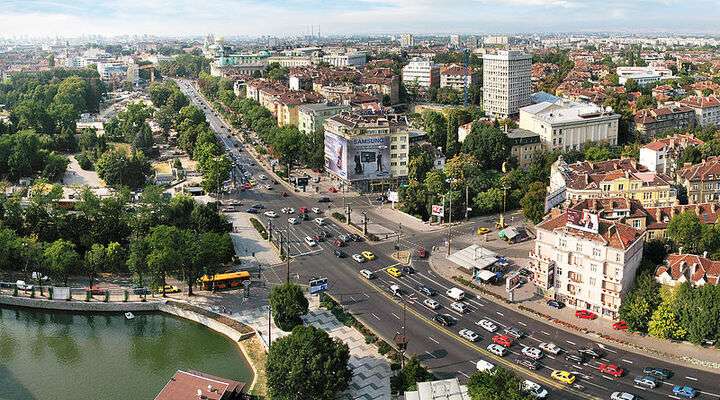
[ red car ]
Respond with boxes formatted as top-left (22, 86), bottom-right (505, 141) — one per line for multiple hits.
top-left (492, 334), bottom-right (513, 347)
top-left (333, 239), bottom-right (344, 247)
top-left (575, 310), bottom-right (597, 320)
top-left (328, 187), bottom-right (338, 193)
top-left (612, 320), bottom-right (628, 330)
top-left (299, 207), bottom-right (308, 214)
top-left (417, 246), bottom-right (427, 258)
top-left (598, 363), bottom-right (624, 377)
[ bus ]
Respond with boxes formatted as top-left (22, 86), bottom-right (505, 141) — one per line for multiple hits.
top-left (199, 271), bottom-right (251, 291)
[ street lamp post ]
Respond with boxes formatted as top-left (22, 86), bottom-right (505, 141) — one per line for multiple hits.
top-left (447, 192), bottom-right (453, 256)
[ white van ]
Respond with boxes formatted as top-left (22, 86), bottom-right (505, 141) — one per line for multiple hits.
top-left (476, 359), bottom-right (496, 373)
top-left (390, 284), bottom-right (402, 297)
top-left (446, 287), bottom-right (465, 301)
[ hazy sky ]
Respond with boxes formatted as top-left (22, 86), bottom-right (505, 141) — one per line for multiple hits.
top-left (0, 0), bottom-right (717, 38)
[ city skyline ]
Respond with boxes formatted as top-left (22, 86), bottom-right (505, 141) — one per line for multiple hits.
top-left (0, 0), bottom-right (718, 38)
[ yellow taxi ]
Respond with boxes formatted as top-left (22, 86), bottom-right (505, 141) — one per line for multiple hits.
top-left (551, 370), bottom-right (576, 384)
top-left (386, 267), bottom-right (403, 278)
top-left (476, 227), bottom-right (491, 235)
top-left (361, 251), bottom-right (376, 261)
top-left (156, 285), bottom-right (181, 294)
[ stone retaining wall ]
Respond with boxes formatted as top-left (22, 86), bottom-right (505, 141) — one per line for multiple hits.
top-left (0, 296), bottom-right (161, 312)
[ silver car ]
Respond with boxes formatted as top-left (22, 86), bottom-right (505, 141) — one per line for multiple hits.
top-left (476, 319), bottom-right (498, 332)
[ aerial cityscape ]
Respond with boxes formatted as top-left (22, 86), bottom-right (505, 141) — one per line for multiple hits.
top-left (2, 1), bottom-right (720, 400)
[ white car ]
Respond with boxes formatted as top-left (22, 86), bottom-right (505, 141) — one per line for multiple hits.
top-left (486, 343), bottom-right (508, 357)
top-left (311, 207), bottom-right (321, 214)
top-left (476, 319), bottom-right (498, 332)
top-left (521, 380), bottom-right (548, 399)
top-left (610, 393), bottom-right (635, 400)
top-left (360, 269), bottom-right (374, 279)
top-left (259, 174), bottom-right (267, 180)
top-left (538, 342), bottom-right (563, 355)
top-left (304, 236), bottom-right (317, 246)
top-left (423, 298), bottom-right (441, 310)
top-left (521, 346), bottom-right (544, 360)
top-left (459, 328), bottom-right (480, 342)
top-left (450, 301), bottom-right (468, 313)
top-left (476, 359), bottom-right (496, 373)
top-left (264, 211), bottom-right (278, 218)
top-left (352, 254), bottom-right (365, 263)
top-left (281, 207), bottom-right (295, 214)
top-left (288, 217), bottom-right (299, 225)
top-left (314, 217), bottom-right (326, 226)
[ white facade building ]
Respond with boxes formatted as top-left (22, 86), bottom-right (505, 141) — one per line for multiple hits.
top-left (616, 66), bottom-right (673, 85)
top-left (482, 51), bottom-right (532, 118)
top-left (519, 99), bottom-right (620, 150)
top-left (322, 52), bottom-right (366, 68)
top-left (402, 58), bottom-right (440, 89)
top-left (679, 95), bottom-right (720, 127)
top-left (401, 34), bottom-right (415, 48)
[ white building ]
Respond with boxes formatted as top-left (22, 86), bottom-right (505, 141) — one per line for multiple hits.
top-left (440, 64), bottom-right (478, 91)
top-left (404, 378), bottom-right (471, 400)
top-left (402, 58), bottom-right (440, 89)
top-left (322, 51), bottom-right (366, 68)
top-left (638, 134), bottom-right (704, 175)
top-left (529, 209), bottom-right (645, 318)
top-left (297, 102), bottom-right (350, 135)
top-left (679, 95), bottom-right (720, 127)
top-left (482, 50), bottom-right (532, 118)
top-left (518, 99), bottom-right (620, 151)
top-left (401, 34), bottom-right (415, 48)
top-left (616, 66), bottom-right (673, 85)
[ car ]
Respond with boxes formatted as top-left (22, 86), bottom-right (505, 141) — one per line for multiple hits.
top-left (672, 385), bottom-right (697, 398)
top-left (352, 254), bottom-right (365, 263)
top-left (299, 213), bottom-right (310, 221)
top-left (633, 375), bottom-right (658, 389)
top-left (334, 250), bottom-right (347, 258)
top-left (476, 227), bottom-right (491, 235)
top-left (281, 207), bottom-right (295, 214)
top-left (564, 352), bottom-right (586, 365)
top-left (459, 329), bottom-right (480, 342)
top-left (338, 234), bottom-right (350, 243)
top-left (401, 266), bottom-right (415, 274)
top-left (246, 207), bottom-right (259, 214)
top-left (599, 363), bottom-right (624, 377)
top-left (348, 233), bottom-right (363, 242)
top-left (515, 357), bottom-right (542, 371)
top-left (252, 204), bottom-right (265, 210)
top-left (423, 298), bottom-right (441, 310)
top-left (361, 251), bottom-right (376, 260)
top-left (521, 380), bottom-right (548, 399)
top-left (359, 269), bottom-right (374, 279)
top-left (132, 286), bottom-right (151, 295)
top-left (417, 246), bottom-right (427, 258)
top-left (282, 192), bottom-right (289, 197)
top-left (521, 347), bottom-right (544, 360)
top-left (642, 367), bottom-right (672, 380)
top-left (612, 320), bottom-right (629, 330)
top-left (328, 187), bottom-right (338, 193)
top-left (288, 217), bottom-right (299, 225)
top-left (390, 284), bottom-right (402, 296)
top-left (538, 342), bottom-right (563, 355)
top-left (476, 319), bottom-right (498, 333)
top-left (332, 239), bottom-right (344, 247)
top-left (450, 302), bottom-right (468, 313)
top-left (418, 285), bottom-right (436, 296)
top-left (314, 217), bottom-right (326, 226)
top-left (446, 287), bottom-right (465, 301)
top-left (476, 359), bottom-right (496, 373)
top-left (575, 309), bottom-right (598, 320)
top-left (578, 347), bottom-right (604, 359)
top-left (551, 370), bottom-right (576, 385)
top-left (433, 314), bottom-right (454, 327)
top-left (304, 236), bottom-right (317, 246)
top-left (503, 326), bottom-right (526, 339)
top-left (318, 196), bottom-right (331, 203)
top-left (264, 211), bottom-right (278, 218)
top-left (157, 285), bottom-right (181, 293)
top-left (610, 392), bottom-right (636, 400)
top-left (546, 299), bottom-right (565, 309)
top-left (386, 267), bottom-right (402, 278)
top-left (258, 174), bottom-right (267, 180)
top-left (311, 207), bottom-right (321, 214)
top-left (487, 343), bottom-right (508, 357)
top-left (298, 207), bottom-right (308, 214)
top-left (492, 334), bottom-right (513, 347)
top-left (15, 280), bottom-right (33, 291)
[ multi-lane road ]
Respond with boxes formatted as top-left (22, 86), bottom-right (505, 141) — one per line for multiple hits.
top-left (175, 79), bottom-right (720, 400)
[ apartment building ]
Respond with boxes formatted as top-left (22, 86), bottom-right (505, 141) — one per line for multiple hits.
top-left (402, 58), bottom-right (440, 89)
top-left (519, 99), bottom-right (619, 151)
top-left (298, 102), bottom-right (350, 135)
top-left (440, 64), bottom-right (478, 91)
top-left (634, 105), bottom-right (696, 138)
top-left (638, 134), bottom-right (704, 175)
top-left (679, 95), bottom-right (720, 127)
top-left (401, 34), bottom-right (415, 48)
top-left (529, 209), bottom-right (645, 318)
top-left (482, 51), bottom-right (532, 118)
top-left (507, 128), bottom-right (543, 170)
top-left (677, 156), bottom-right (720, 203)
top-left (322, 51), bottom-right (366, 68)
top-left (656, 253), bottom-right (720, 287)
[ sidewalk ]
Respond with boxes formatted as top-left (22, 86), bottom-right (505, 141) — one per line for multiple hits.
top-left (429, 253), bottom-right (720, 370)
top-left (366, 204), bottom-right (448, 234)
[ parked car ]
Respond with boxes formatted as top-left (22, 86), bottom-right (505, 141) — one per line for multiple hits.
top-left (492, 334), bottom-right (513, 347)
top-left (538, 342), bottom-right (563, 355)
top-left (550, 370), bottom-right (576, 385)
top-left (418, 285), bottom-right (436, 296)
top-left (521, 380), bottom-right (548, 399)
top-left (546, 299), bottom-right (565, 309)
top-left (521, 347), bottom-right (544, 360)
top-left (86, 286), bottom-right (107, 295)
top-left (476, 319), bottom-right (499, 333)
top-left (459, 329), bottom-right (480, 342)
top-left (642, 367), bottom-right (672, 380)
top-left (352, 254), bottom-right (365, 263)
top-left (633, 375), bottom-right (658, 389)
top-left (361, 251), bottom-right (376, 260)
top-left (15, 280), bottom-right (33, 291)
top-left (575, 309), bottom-right (598, 320)
top-left (334, 250), bottom-right (347, 258)
top-left (132, 286), bottom-right (151, 295)
top-left (610, 392), bottom-right (636, 400)
top-left (612, 320), bottom-right (629, 330)
top-left (476, 359), bottom-right (496, 373)
top-left (314, 217), bottom-right (326, 226)
top-left (515, 357), bottom-right (542, 371)
top-left (311, 207), bottom-right (321, 214)
top-left (264, 211), bottom-right (278, 218)
top-left (672, 385), bottom-right (697, 399)
top-left (288, 217), bottom-right (299, 225)
top-left (423, 298), bottom-right (441, 310)
top-left (433, 314), bottom-right (454, 327)
top-left (318, 196), bottom-right (331, 203)
top-left (157, 285), bottom-right (181, 293)
top-left (304, 236), bottom-right (317, 247)
top-left (599, 363), bottom-right (624, 377)
top-left (487, 343), bottom-right (508, 357)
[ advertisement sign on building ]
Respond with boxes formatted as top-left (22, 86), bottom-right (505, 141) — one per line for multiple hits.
top-left (347, 136), bottom-right (391, 181)
top-left (566, 209), bottom-right (599, 234)
top-left (431, 204), bottom-right (445, 217)
top-left (387, 191), bottom-right (399, 203)
top-left (324, 131), bottom-right (348, 179)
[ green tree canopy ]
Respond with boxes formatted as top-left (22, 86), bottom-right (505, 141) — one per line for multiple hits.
top-left (269, 283), bottom-right (310, 331)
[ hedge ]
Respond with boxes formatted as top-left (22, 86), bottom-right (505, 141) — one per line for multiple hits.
top-left (249, 217), bottom-right (268, 239)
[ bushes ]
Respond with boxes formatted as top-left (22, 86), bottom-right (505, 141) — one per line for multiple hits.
top-left (377, 341), bottom-right (392, 355)
top-left (332, 212), bottom-right (346, 223)
top-left (249, 217), bottom-right (267, 239)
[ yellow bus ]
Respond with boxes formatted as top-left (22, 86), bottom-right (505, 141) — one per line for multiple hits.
top-left (199, 271), bottom-right (251, 291)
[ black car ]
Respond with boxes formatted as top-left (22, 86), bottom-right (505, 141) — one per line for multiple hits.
top-left (503, 326), bottom-right (526, 339)
top-left (514, 357), bottom-right (542, 371)
top-left (578, 347), bottom-right (604, 359)
top-left (318, 197), bottom-right (332, 203)
top-left (246, 208), bottom-right (259, 214)
top-left (132, 286), bottom-right (151, 295)
top-left (642, 367), bottom-right (672, 380)
top-left (564, 352), bottom-right (586, 365)
top-left (402, 266), bottom-right (415, 274)
top-left (271, 180), bottom-right (278, 185)
top-left (349, 234), bottom-right (363, 242)
top-left (547, 299), bottom-right (565, 309)
top-left (433, 314), bottom-right (454, 327)
top-left (418, 285), bottom-right (436, 296)
top-left (252, 203), bottom-right (265, 209)
top-left (334, 250), bottom-right (347, 258)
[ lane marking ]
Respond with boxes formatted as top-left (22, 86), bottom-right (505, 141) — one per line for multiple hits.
top-left (371, 313), bottom-right (380, 321)
top-left (517, 321), bottom-right (527, 327)
top-left (566, 340), bottom-right (576, 346)
top-left (621, 359), bottom-right (634, 364)
top-left (428, 336), bottom-right (439, 344)
top-left (496, 311), bottom-right (505, 317)
top-left (425, 351), bottom-right (437, 359)
top-left (391, 313), bottom-right (400, 320)
top-left (457, 370), bottom-right (470, 378)
top-left (686, 376), bottom-right (698, 381)
top-left (541, 331), bottom-right (550, 336)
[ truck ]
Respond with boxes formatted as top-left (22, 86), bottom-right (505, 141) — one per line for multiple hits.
top-left (446, 287), bottom-right (465, 301)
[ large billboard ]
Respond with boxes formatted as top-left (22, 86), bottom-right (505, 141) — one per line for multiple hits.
top-left (324, 131), bottom-right (348, 179)
top-left (566, 209), bottom-right (599, 234)
top-left (324, 131), bottom-right (391, 181)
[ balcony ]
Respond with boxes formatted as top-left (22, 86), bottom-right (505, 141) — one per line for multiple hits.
top-left (568, 273), bottom-right (583, 284)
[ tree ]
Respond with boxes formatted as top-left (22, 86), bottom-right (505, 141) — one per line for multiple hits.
top-left (44, 239), bottom-right (80, 286)
top-left (461, 124), bottom-right (510, 170)
top-left (445, 112), bottom-right (460, 157)
top-left (467, 367), bottom-right (532, 400)
top-left (648, 287), bottom-right (686, 340)
top-left (128, 237), bottom-right (151, 288)
top-left (269, 283), bottom-right (309, 331)
top-left (474, 188), bottom-right (504, 215)
top-left (146, 225), bottom-right (184, 295)
top-left (619, 273), bottom-right (661, 332)
top-left (421, 111), bottom-right (447, 150)
top-left (83, 243), bottom-right (106, 289)
top-left (390, 356), bottom-right (433, 393)
top-left (666, 211), bottom-right (703, 254)
top-left (408, 150), bottom-right (435, 182)
top-left (520, 182), bottom-right (547, 224)
top-left (266, 325), bottom-right (352, 400)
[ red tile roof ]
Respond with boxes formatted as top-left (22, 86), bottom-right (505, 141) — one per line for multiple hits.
top-left (537, 211), bottom-right (644, 250)
top-left (656, 253), bottom-right (720, 285)
top-left (679, 95), bottom-right (720, 109)
top-left (645, 202), bottom-right (720, 230)
top-left (155, 370), bottom-right (245, 400)
top-left (642, 134), bottom-right (704, 152)
top-left (678, 156), bottom-right (720, 182)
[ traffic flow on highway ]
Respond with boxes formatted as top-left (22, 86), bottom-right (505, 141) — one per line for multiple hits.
top-left (176, 78), bottom-right (720, 400)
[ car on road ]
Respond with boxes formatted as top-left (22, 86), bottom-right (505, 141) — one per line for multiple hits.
top-left (546, 299), bottom-right (565, 309)
top-left (459, 328), bottom-right (480, 342)
top-left (318, 196), bottom-right (331, 203)
top-left (476, 319), bottom-right (498, 333)
top-left (578, 347), bottom-right (604, 359)
top-left (672, 385), bottom-right (697, 398)
top-left (304, 236), bottom-right (317, 247)
top-left (352, 254), bottom-right (365, 263)
top-left (476, 359), bottom-right (496, 373)
top-left (450, 302), bottom-right (468, 313)
top-left (503, 326), bottom-right (526, 339)
top-left (417, 285), bottom-right (436, 296)
top-left (314, 217), bottom-right (326, 226)
top-left (264, 211), bottom-right (278, 218)
top-left (564, 352), bottom-right (585, 365)
top-left (417, 246), bottom-right (427, 258)
top-left (612, 320), bottom-right (628, 330)
top-left (515, 357), bottom-right (542, 371)
top-left (610, 392), bottom-right (636, 400)
top-left (521, 347), bottom-right (544, 360)
top-left (521, 380), bottom-right (548, 399)
top-left (575, 309), bottom-right (598, 320)
top-left (361, 251), bottom-right (376, 260)
top-left (15, 280), bottom-right (33, 291)
top-left (288, 217), bottom-right (299, 225)
top-left (642, 367), bottom-right (672, 380)
top-left (423, 298), bottom-right (441, 310)
top-left (476, 227), bottom-right (491, 235)
top-left (281, 207), bottom-right (295, 214)
top-left (550, 370), bottom-right (576, 385)
top-left (446, 287), bottom-right (465, 301)
top-left (486, 343), bottom-right (509, 357)
top-left (599, 363), bottom-right (624, 377)
top-left (633, 375), bottom-right (658, 389)
top-left (359, 269), bottom-right (374, 279)
top-left (433, 314), bottom-right (454, 327)
top-left (334, 250), bottom-right (347, 258)
top-left (401, 266), bottom-right (415, 274)
top-left (386, 267), bottom-right (402, 278)
top-left (245, 207), bottom-right (259, 214)
top-left (538, 342), bottom-right (563, 355)
top-left (311, 207), bottom-right (321, 214)
top-left (492, 334), bottom-right (513, 347)
top-left (390, 284), bottom-right (402, 297)
top-left (157, 285), bottom-right (181, 294)
top-left (252, 203), bottom-right (265, 209)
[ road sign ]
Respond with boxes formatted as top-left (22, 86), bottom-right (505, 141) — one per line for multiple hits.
top-left (431, 204), bottom-right (444, 217)
top-left (309, 277), bottom-right (328, 295)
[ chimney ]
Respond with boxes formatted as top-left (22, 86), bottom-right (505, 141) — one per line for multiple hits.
top-left (679, 246), bottom-right (683, 255)
top-left (703, 251), bottom-right (708, 258)
top-left (655, 208), bottom-right (662, 222)
top-left (695, 206), bottom-right (701, 216)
